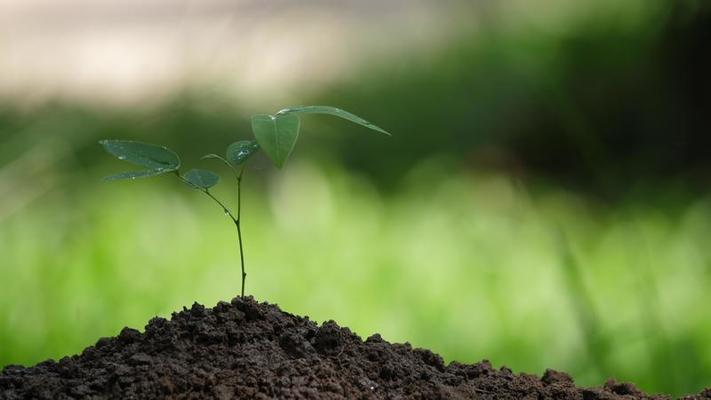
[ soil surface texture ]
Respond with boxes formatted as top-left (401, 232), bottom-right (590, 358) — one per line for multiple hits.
top-left (1, 296), bottom-right (709, 399)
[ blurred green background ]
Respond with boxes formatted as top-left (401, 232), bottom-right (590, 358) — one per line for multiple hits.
top-left (1, 0), bottom-right (710, 396)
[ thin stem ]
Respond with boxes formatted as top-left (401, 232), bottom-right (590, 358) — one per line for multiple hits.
top-left (236, 166), bottom-right (246, 297)
top-left (204, 190), bottom-right (238, 221)
top-left (176, 169), bottom-right (247, 297)
top-left (236, 167), bottom-right (244, 220)
top-left (175, 173), bottom-right (238, 222)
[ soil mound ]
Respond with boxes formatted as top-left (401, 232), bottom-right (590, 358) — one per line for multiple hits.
top-left (1, 297), bottom-right (709, 399)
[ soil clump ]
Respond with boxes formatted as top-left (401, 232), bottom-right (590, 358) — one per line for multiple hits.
top-left (1, 297), bottom-right (709, 399)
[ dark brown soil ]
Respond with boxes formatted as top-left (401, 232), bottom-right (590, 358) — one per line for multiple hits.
top-left (1, 297), bottom-right (709, 399)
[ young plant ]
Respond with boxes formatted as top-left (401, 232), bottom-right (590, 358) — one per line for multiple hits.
top-left (100, 106), bottom-right (389, 297)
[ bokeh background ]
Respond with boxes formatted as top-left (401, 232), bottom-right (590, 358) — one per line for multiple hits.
top-left (1, 0), bottom-right (710, 395)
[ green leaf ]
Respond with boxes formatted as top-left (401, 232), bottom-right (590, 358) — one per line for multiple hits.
top-left (251, 114), bottom-right (300, 168)
top-left (100, 140), bottom-right (181, 172)
top-left (102, 170), bottom-right (167, 181)
top-left (183, 169), bottom-right (220, 189)
top-left (275, 105), bottom-right (390, 135)
top-left (226, 140), bottom-right (260, 166)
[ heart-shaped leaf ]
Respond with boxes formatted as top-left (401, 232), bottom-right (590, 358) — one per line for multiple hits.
top-left (275, 105), bottom-right (390, 135)
top-left (100, 140), bottom-right (181, 172)
top-left (102, 169), bottom-right (168, 182)
top-left (226, 140), bottom-right (260, 166)
top-left (251, 114), bottom-right (300, 168)
top-left (183, 169), bottom-right (220, 189)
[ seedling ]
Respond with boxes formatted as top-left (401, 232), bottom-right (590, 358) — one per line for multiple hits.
top-left (100, 106), bottom-right (389, 297)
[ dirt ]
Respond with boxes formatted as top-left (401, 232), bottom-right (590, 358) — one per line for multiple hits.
top-left (1, 297), bottom-right (709, 399)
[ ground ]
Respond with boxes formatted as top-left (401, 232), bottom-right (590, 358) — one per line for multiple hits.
top-left (1, 297), bottom-right (709, 399)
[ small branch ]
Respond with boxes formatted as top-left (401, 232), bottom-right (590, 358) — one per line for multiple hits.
top-left (175, 172), bottom-right (238, 223)
top-left (203, 189), bottom-right (238, 223)
top-left (175, 168), bottom-right (247, 297)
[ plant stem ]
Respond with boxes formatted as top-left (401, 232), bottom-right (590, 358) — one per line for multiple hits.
top-left (204, 189), bottom-right (238, 221)
top-left (176, 169), bottom-right (247, 297)
top-left (235, 166), bottom-right (246, 297)
top-left (176, 173), bottom-right (237, 220)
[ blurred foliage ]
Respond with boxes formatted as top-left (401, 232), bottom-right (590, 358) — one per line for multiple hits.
top-left (2, 3), bottom-right (710, 197)
top-left (1, 164), bottom-right (710, 396)
top-left (314, 1), bottom-right (711, 196)
top-left (1, 0), bottom-right (711, 397)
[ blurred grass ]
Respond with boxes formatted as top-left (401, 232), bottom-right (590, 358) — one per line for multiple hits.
top-left (1, 159), bottom-right (710, 396)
